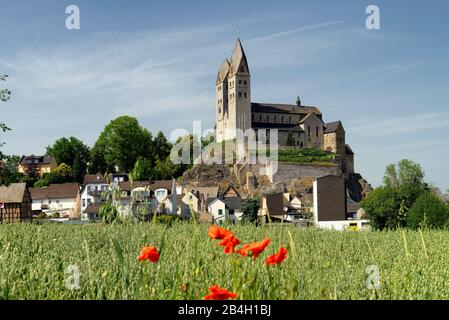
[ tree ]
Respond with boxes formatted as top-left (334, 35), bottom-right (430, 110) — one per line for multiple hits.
top-left (0, 155), bottom-right (21, 186)
top-left (90, 116), bottom-right (153, 173)
top-left (130, 157), bottom-right (153, 181)
top-left (153, 131), bottom-right (172, 162)
top-left (23, 161), bottom-right (41, 181)
top-left (361, 187), bottom-right (403, 230)
top-left (240, 197), bottom-right (260, 223)
top-left (383, 159), bottom-right (426, 190)
top-left (286, 131), bottom-right (294, 147)
top-left (46, 137), bottom-right (90, 183)
top-left (407, 192), bottom-right (449, 229)
top-left (0, 74), bottom-right (12, 186)
top-left (34, 163), bottom-right (74, 188)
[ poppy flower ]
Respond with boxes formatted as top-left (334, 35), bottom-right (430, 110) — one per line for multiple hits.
top-left (137, 246), bottom-right (160, 263)
top-left (265, 247), bottom-right (288, 266)
top-left (238, 238), bottom-right (271, 259)
top-left (218, 234), bottom-right (240, 254)
top-left (204, 285), bottom-right (238, 300)
top-left (208, 225), bottom-right (233, 240)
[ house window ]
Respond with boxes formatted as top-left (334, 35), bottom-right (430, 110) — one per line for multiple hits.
top-left (308, 126), bottom-right (311, 137)
top-left (316, 127), bottom-right (319, 137)
top-left (218, 209), bottom-right (223, 215)
top-left (244, 92), bottom-right (247, 98)
top-left (156, 190), bottom-right (167, 198)
top-left (266, 116), bottom-right (269, 122)
top-left (219, 107), bottom-right (221, 113)
top-left (300, 142), bottom-right (304, 147)
top-left (282, 116), bottom-right (284, 123)
top-left (259, 115), bottom-right (262, 121)
top-left (229, 209), bottom-right (234, 215)
top-left (238, 92), bottom-right (242, 98)
top-left (82, 199), bottom-right (86, 207)
top-left (244, 80), bottom-right (247, 85)
top-left (289, 116), bottom-right (292, 123)
top-left (274, 116), bottom-right (277, 122)
top-left (238, 80), bottom-right (242, 85)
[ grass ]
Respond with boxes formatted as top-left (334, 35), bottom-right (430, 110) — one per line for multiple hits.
top-left (249, 147), bottom-right (336, 165)
top-left (1, 222), bottom-right (449, 300)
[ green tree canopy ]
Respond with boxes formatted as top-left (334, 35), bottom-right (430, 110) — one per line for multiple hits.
top-left (46, 137), bottom-right (90, 183)
top-left (361, 187), bottom-right (403, 230)
top-left (407, 192), bottom-right (449, 229)
top-left (34, 163), bottom-right (74, 188)
top-left (241, 197), bottom-right (260, 223)
top-left (90, 116), bottom-right (153, 173)
top-left (383, 159), bottom-right (426, 189)
top-left (153, 131), bottom-right (172, 162)
top-left (130, 157), bottom-right (153, 181)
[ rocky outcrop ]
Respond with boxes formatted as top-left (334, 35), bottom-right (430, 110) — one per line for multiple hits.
top-left (346, 173), bottom-right (373, 202)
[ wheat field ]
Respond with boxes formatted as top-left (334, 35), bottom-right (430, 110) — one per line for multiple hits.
top-left (0, 222), bottom-right (448, 300)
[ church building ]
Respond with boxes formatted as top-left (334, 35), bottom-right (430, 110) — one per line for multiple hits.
top-left (215, 38), bottom-right (355, 173)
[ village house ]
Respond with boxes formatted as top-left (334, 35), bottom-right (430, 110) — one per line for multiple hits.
top-left (29, 183), bottom-right (80, 219)
top-left (117, 179), bottom-right (178, 217)
top-left (18, 155), bottom-right (57, 177)
top-left (207, 186), bottom-right (243, 223)
top-left (0, 183), bottom-right (32, 223)
top-left (80, 174), bottom-right (109, 220)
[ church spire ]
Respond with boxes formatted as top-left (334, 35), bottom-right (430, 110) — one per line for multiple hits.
top-left (229, 37), bottom-right (249, 75)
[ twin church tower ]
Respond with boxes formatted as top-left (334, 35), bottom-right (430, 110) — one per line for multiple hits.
top-left (215, 38), bottom-right (251, 143)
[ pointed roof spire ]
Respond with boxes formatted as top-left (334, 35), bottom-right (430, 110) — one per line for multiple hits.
top-left (216, 57), bottom-right (231, 84)
top-left (230, 37), bottom-right (249, 75)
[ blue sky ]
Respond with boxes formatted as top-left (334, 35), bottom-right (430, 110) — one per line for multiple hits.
top-left (1, 0), bottom-right (448, 191)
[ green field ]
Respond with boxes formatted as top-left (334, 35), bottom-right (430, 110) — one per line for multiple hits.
top-left (1, 222), bottom-right (449, 300)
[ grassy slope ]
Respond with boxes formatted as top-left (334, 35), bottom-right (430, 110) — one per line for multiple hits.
top-left (0, 222), bottom-right (447, 300)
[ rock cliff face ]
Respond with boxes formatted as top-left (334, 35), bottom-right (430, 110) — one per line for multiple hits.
top-left (346, 173), bottom-right (373, 202)
top-left (181, 164), bottom-right (373, 202)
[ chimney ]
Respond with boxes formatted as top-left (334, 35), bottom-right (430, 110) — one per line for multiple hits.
top-left (296, 96), bottom-right (301, 107)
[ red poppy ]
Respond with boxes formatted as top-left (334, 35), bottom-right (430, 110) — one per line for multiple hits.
top-left (137, 246), bottom-right (160, 263)
top-left (265, 247), bottom-right (288, 266)
top-left (238, 238), bottom-right (271, 259)
top-left (204, 285), bottom-right (238, 300)
top-left (218, 234), bottom-right (240, 254)
top-left (208, 225), bottom-right (233, 240)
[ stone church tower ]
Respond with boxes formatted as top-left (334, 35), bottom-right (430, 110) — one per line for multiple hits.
top-left (216, 38), bottom-right (252, 143)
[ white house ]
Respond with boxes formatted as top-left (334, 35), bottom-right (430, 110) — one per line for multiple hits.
top-left (30, 183), bottom-right (80, 218)
top-left (208, 197), bottom-right (243, 223)
top-left (80, 174), bottom-right (109, 220)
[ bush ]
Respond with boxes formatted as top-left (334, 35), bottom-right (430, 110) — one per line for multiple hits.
top-left (153, 214), bottom-right (181, 226)
top-left (99, 204), bottom-right (118, 224)
top-left (407, 192), bottom-right (449, 229)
